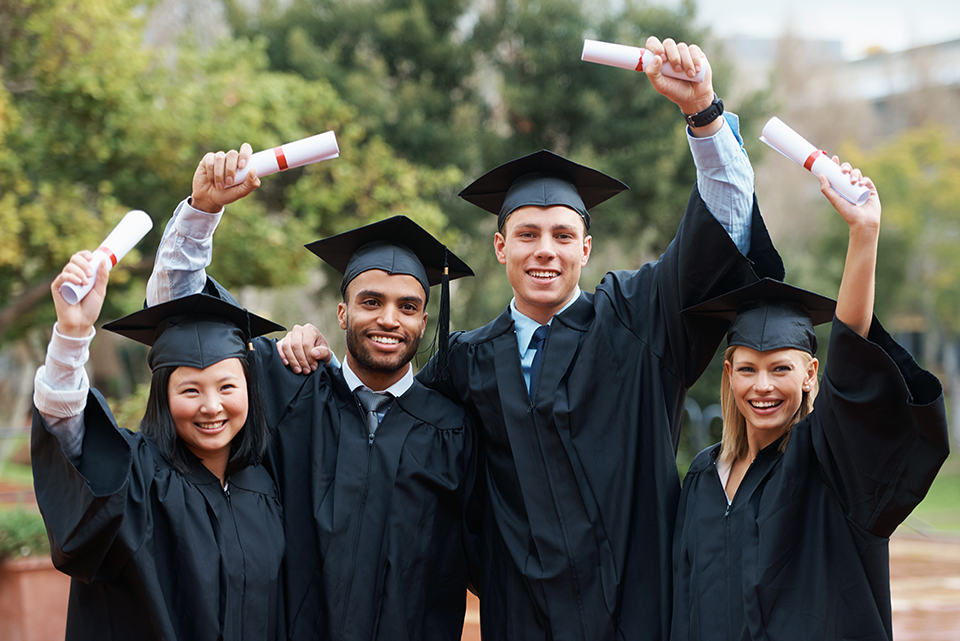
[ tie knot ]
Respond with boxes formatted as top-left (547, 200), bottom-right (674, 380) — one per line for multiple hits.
top-left (529, 324), bottom-right (550, 350)
top-left (354, 388), bottom-right (393, 414)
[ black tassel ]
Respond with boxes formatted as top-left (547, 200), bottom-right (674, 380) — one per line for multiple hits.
top-left (437, 251), bottom-right (451, 381)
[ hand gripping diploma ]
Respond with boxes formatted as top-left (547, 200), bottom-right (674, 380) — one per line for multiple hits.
top-left (59, 210), bottom-right (153, 305)
top-left (760, 117), bottom-right (871, 206)
top-left (582, 39), bottom-right (706, 83)
top-left (629, 37), bottom-right (722, 138)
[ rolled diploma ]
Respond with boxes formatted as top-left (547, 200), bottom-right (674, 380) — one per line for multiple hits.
top-left (60, 210), bottom-right (154, 305)
top-left (581, 39), bottom-right (706, 83)
top-left (759, 117), bottom-right (869, 206)
top-left (233, 130), bottom-right (339, 185)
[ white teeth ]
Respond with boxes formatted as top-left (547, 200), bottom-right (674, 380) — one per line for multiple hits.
top-left (372, 336), bottom-right (400, 344)
top-left (750, 401), bottom-right (781, 409)
top-left (196, 420), bottom-right (226, 430)
top-left (529, 271), bottom-right (558, 278)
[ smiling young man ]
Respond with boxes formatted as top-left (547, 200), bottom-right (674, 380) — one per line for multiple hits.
top-left (403, 37), bottom-right (786, 640)
top-left (145, 155), bottom-right (477, 640)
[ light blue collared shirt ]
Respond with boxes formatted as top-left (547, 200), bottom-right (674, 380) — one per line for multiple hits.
top-left (511, 292), bottom-right (581, 391)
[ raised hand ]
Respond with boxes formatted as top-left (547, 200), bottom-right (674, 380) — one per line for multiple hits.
top-left (818, 157), bottom-right (881, 233)
top-left (52, 252), bottom-right (110, 338)
top-left (642, 36), bottom-right (718, 135)
top-left (191, 143), bottom-right (261, 213)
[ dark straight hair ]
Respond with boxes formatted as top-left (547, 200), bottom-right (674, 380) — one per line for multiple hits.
top-left (140, 357), bottom-right (270, 478)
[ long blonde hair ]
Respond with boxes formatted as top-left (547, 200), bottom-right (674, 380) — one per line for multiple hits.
top-left (718, 345), bottom-right (819, 464)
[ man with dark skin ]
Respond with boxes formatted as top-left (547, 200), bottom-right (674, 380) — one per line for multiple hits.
top-left (146, 156), bottom-right (477, 641)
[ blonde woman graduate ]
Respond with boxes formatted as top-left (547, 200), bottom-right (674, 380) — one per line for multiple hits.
top-left (671, 162), bottom-right (949, 640)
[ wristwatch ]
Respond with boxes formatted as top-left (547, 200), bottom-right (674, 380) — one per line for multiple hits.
top-left (682, 95), bottom-right (724, 129)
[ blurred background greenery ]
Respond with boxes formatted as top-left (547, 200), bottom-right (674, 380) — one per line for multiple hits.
top-left (1, 0), bottom-right (958, 528)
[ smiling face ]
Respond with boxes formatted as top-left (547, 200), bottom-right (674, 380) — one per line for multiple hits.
top-left (724, 346), bottom-right (819, 449)
top-left (167, 357), bottom-right (248, 477)
top-left (494, 205), bottom-right (592, 325)
top-left (338, 269), bottom-right (428, 390)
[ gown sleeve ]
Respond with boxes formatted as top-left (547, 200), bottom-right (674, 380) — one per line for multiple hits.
top-left (32, 389), bottom-right (154, 584)
top-left (810, 317), bottom-right (949, 537)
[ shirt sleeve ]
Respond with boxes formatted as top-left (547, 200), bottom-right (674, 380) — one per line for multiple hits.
top-left (33, 324), bottom-right (94, 461)
top-left (146, 198), bottom-right (224, 305)
top-left (687, 112), bottom-right (754, 255)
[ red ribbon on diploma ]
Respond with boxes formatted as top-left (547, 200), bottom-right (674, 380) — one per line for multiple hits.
top-left (98, 246), bottom-right (118, 267)
top-left (634, 52), bottom-right (645, 72)
top-left (274, 146), bottom-right (289, 171)
top-left (803, 150), bottom-right (826, 172)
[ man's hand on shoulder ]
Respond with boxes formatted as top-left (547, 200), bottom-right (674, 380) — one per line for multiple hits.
top-left (276, 323), bottom-right (332, 374)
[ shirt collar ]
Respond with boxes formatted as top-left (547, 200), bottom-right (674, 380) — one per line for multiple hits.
top-left (341, 357), bottom-right (414, 397)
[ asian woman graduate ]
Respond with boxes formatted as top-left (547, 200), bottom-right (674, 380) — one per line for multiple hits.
top-left (31, 250), bottom-right (287, 640)
top-left (671, 162), bottom-right (949, 641)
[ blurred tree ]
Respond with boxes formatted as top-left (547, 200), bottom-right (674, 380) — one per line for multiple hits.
top-left (827, 127), bottom-right (960, 448)
top-left (224, 0), bottom-right (489, 171)
top-left (0, 0), bottom-right (461, 344)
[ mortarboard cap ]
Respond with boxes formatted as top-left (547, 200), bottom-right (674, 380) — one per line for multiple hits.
top-left (102, 279), bottom-right (285, 371)
top-left (304, 216), bottom-right (473, 300)
top-left (458, 150), bottom-right (628, 231)
top-left (683, 278), bottom-right (836, 354)
top-left (304, 216), bottom-right (474, 379)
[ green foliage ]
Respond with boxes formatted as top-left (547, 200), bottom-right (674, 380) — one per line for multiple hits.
top-left (0, 508), bottom-right (50, 562)
top-left (821, 127), bottom-right (960, 336)
top-left (227, 0), bottom-right (487, 170)
top-left (0, 0), bottom-right (463, 343)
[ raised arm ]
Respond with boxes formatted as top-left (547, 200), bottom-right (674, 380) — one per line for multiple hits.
top-left (643, 36), bottom-right (754, 255)
top-left (819, 160), bottom-right (881, 337)
top-left (33, 253), bottom-right (111, 460)
top-left (146, 144), bottom-right (260, 305)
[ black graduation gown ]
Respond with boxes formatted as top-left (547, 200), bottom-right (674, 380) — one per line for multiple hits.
top-left (255, 337), bottom-right (474, 641)
top-left (671, 319), bottom-right (949, 641)
top-left (31, 388), bottom-right (285, 641)
top-left (418, 188), bottom-right (784, 640)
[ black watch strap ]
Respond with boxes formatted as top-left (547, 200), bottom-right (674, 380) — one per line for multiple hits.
top-left (682, 95), bottom-right (724, 129)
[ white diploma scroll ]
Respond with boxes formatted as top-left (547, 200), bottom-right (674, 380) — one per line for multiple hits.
top-left (60, 210), bottom-right (154, 305)
top-left (581, 39), bottom-right (706, 83)
top-left (232, 131), bottom-right (339, 185)
top-left (759, 117), bottom-right (870, 206)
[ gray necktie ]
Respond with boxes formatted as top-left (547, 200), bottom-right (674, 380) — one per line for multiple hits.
top-left (528, 324), bottom-right (550, 396)
top-left (354, 388), bottom-right (394, 444)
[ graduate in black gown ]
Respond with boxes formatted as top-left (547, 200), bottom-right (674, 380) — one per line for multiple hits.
top-left (673, 161), bottom-right (949, 640)
top-left (32, 252), bottom-right (286, 640)
top-left (146, 146), bottom-right (478, 640)
top-left (278, 36), bottom-right (785, 640)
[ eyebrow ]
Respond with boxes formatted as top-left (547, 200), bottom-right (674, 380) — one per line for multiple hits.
top-left (354, 289), bottom-right (425, 306)
top-left (512, 222), bottom-right (581, 233)
top-left (173, 375), bottom-right (243, 388)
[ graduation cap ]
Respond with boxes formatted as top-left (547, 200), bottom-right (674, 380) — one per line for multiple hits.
top-left (102, 278), bottom-right (286, 371)
top-left (304, 216), bottom-right (474, 377)
top-left (305, 216), bottom-right (473, 300)
top-left (683, 278), bottom-right (836, 354)
top-left (458, 150), bottom-right (629, 231)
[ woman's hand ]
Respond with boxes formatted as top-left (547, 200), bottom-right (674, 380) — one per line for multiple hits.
top-left (52, 252), bottom-right (110, 338)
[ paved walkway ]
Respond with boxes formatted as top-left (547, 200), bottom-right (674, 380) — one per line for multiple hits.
top-left (459, 532), bottom-right (960, 640)
top-left (890, 533), bottom-right (960, 640)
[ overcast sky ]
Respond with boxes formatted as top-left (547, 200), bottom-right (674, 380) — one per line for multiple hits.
top-left (668, 0), bottom-right (960, 59)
